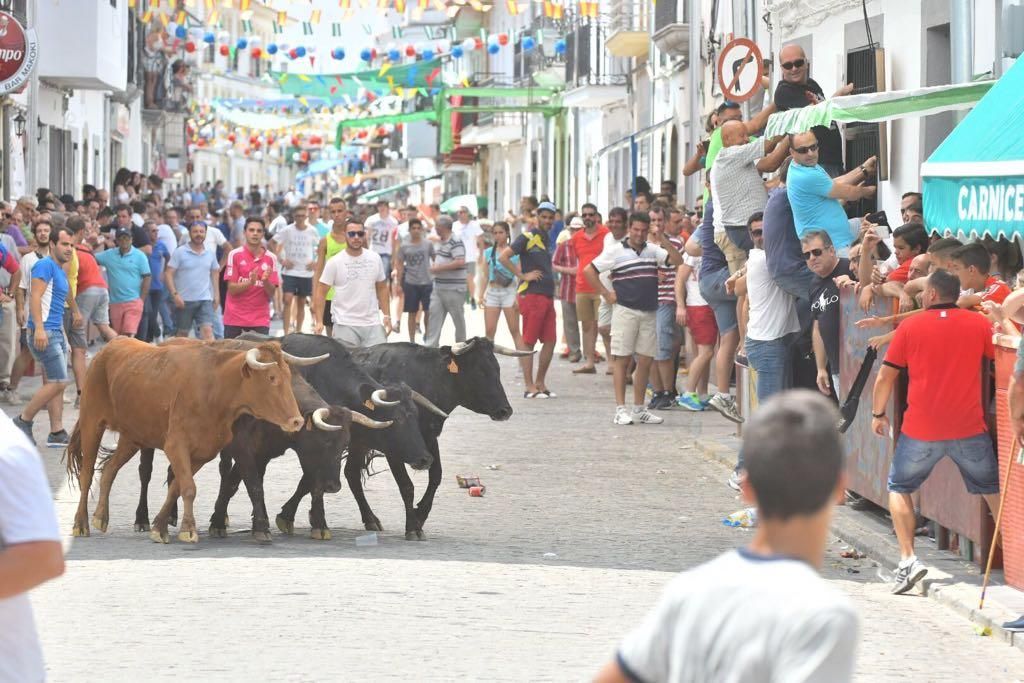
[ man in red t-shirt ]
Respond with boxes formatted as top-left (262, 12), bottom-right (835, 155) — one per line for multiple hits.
top-left (223, 217), bottom-right (280, 338)
top-left (871, 270), bottom-right (1000, 597)
top-left (569, 202), bottom-right (609, 373)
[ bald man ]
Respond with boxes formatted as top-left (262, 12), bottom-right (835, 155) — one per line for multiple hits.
top-left (773, 44), bottom-right (853, 177)
top-left (709, 121), bottom-right (790, 274)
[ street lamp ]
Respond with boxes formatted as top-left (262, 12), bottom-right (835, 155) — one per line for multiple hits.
top-left (12, 110), bottom-right (25, 138)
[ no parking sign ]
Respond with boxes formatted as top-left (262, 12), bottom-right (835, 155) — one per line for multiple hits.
top-left (717, 38), bottom-right (763, 103)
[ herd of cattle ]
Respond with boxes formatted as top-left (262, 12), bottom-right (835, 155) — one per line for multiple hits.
top-left (63, 333), bottom-right (530, 544)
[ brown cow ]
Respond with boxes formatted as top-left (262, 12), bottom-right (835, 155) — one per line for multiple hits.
top-left (66, 336), bottom-right (327, 544)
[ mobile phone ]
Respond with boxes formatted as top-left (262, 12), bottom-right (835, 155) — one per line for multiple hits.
top-left (866, 210), bottom-right (889, 227)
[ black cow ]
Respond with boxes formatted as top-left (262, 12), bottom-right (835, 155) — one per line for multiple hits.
top-left (283, 336), bottom-right (527, 539)
top-left (240, 333), bottom-right (446, 539)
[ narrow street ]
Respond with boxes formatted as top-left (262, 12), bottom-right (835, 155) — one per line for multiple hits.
top-left (15, 315), bottom-right (1024, 682)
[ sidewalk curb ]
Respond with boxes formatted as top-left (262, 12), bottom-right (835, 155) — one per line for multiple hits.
top-left (695, 434), bottom-right (1024, 654)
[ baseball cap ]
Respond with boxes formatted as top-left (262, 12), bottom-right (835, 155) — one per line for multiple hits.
top-left (568, 216), bottom-right (585, 229)
top-left (537, 201), bottom-right (557, 214)
top-left (115, 227), bottom-right (132, 239)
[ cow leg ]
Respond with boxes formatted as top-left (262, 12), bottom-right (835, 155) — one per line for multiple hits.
top-left (308, 492), bottom-right (331, 541)
top-left (238, 456), bottom-right (272, 543)
top-left (150, 478), bottom-right (181, 544)
top-left (135, 448), bottom-right (155, 532)
top-left (276, 472), bottom-right (311, 535)
top-left (166, 465), bottom-right (178, 527)
top-left (386, 454), bottom-right (423, 541)
top-left (345, 446), bottom-right (383, 531)
top-left (162, 444), bottom-right (201, 544)
top-left (415, 435), bottom-right (443, 528)
top-left (91, 440), bottom-right (140, 533)
top-left (71, 420), bottom-right (106, 537)
top-left (209, 455), bottom-right (243, 538)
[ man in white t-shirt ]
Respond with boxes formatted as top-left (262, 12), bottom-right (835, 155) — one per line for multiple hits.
top-left (0, 413), bottom-right (65, 681)
top-left (313, 219), bottom-right (391, 349)
top-left (453, 205), bottom-right (484, 308)
top-left (272, 205), bottom-right (321, 335)
top-left (364, 200), bottom-right (399, 280)
top-left (597, 390), bottom-right (858, 683)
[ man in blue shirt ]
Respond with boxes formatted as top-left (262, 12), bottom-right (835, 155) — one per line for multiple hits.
top-left (139, 221), bottom-right (171, 342)
top-left (95, 227), bottom-right (151, 336)
top-left (13, 225), bottom-right (75, 447)
top-left (787, 130), bottom-right (877, 252)
top-left (165, 221), bottom-right (220, 340)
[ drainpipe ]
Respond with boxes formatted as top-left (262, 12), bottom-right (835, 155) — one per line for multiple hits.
top-left (687, 0), bottom-right (701, 206)
top-left (950, 0), bottom-right (974, 123)
top-left (26, 0), bottom-right (38, 191)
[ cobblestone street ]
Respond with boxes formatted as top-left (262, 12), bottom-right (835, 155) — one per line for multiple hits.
top-left (10, 315), bottom-right (1024, 682)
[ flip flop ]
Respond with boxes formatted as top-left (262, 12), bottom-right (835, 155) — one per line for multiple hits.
top-left (540, 389), bottom-right (557, 398)
top-left (523, 391), bottom-right (539, 399)
top-left (573, 366), bottom-right (597, 374)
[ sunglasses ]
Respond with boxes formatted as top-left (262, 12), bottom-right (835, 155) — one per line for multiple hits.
top-left (793, 143), bottom-right (819, 154)
top-left (802, 248), bottom-right (826, 260)
top-left (749, 229), bottom-right (763, 237)
top-left (781, 58), bottom-right (807, 70)
top-left (347, 230), bottom-right (366, 238)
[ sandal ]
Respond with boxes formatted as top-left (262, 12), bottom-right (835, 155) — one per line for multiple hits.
top-left (572, 366), bottom-right (597, 374)
top-left (539, 389), bottom-right (557, 398)
top-left (523, 391), bottom-right (539, 399)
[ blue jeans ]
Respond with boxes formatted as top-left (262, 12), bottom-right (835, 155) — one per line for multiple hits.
top-left (888, 432), bottom-right (999, 494)
top-left (736, 334), bottom-right (794, 472)
top-left (27, 329), bottom-right (69, 383)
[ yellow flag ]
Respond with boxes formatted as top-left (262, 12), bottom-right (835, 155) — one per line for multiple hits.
top-left (378, 62), bottom-right (391, 77)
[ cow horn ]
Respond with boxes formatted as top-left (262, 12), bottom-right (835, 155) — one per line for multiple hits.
top-left (244, 347), bottom-right (276, 370)
top-left (409, 389), bottom-right (448, 419)
top-left (311, 408), bottom-right (346, 432)
top-left (351, 412), bottom-right (393, 430)
top-left (371, 389), bottom-right (400, 407)
top-left (282, 351), bottom-right (331, 366)
top-left (450, 339), bottom-right (477, 356)
top-left (492, 343), bottom-right (535, 357)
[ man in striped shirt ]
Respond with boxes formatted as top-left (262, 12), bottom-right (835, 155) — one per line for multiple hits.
top-left (424, 215), bottom-right (467, 347)
top-left (585, 212), bottom-right (684, 425)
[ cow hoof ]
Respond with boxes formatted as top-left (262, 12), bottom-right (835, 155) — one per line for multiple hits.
top-left (91, 515), bottom-right (108, 533)
top-left (150, 529), bottom-right (169, 544)
top-left (178, 530), bottom-right (198, 544)
top-left (405, 530), bottom-right (425, 541)
top-left (134, 522), bottom-right (150, 532)
top-left (72, 525), bottom-right (90, 537)
top-left (209, 526), bottom-right (227, 538)
top-left (276, 515), bottom-right (294, 535)
top-left (365, 520), bottom-right (384, 532)
top-left (252, 530), bottom-right (272, 544)
top-left (310, 528), bottom-right (331, 541)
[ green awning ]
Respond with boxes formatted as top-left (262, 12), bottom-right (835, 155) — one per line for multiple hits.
top-left (922, 57), bottom-right (1024, 239)
top-left (358, 173), bottom-right (444, 203)
top-left (764, 81), bottom-right (994, 137)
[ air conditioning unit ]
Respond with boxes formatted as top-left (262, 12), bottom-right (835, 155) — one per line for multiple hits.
top-left (843, 45), bottom-right (886, 217)
top-left (651, 0), bottom-right (690, 58)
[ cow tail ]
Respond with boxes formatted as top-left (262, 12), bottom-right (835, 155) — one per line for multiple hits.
top-left (65, 423), bottom-right (83, 482)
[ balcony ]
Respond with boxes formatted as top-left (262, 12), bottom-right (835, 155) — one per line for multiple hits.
top-left (606, 0), bottom-right (650, 58)
top-left (563, 23), bottom-right (629, 108)
top-left (651, 0), bottom-right (690, 58)
top-left (460, 112), bottom-right (526, 146)
top-left (37, 0), bottom-right (128, 91)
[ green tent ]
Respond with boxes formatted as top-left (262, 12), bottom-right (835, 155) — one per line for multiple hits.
top-left (922, 57), bottom-right (1024, 239)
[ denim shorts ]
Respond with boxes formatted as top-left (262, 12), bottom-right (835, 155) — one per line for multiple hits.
top-left (175, 300), bottom-right (216, 331)
top-left (27, 329), bottom-right (69, 383)
top-left (698, 266), bottom-right (738, 335)
top-left (888, 432), bottom-right (1000, 495)
top-left (655, 302), bottom-right (680, 361)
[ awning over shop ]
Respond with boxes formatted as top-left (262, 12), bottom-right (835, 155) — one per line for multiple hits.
top-left (922, 57), bottom-right (1024, 239)
top-left (764, 81), bottom-right (994, 138)
top-left (357, 173), bottom-right (444, 203)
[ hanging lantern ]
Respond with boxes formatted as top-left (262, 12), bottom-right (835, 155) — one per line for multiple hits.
top-left (357, 129), bottom-right (368, 139)
top-left (291, 135), bottom-right (301, 146)
top-left (227, 133), bottom-right (237, 143)
top-left (331, 47), bottom-right (345, 60)
top-left (267, 43), bottom-right (279, 55)
top-left (554, 39), bottom-right (567, 55)
top-left (184, 41), bottom-right (197, 53)
top-left (219, 44), bottom-right (230, 57)
top-left (288, 48), bottom-right (298, 60)
top-left (423, 49), bottom-right (434, 61)
top-left (249, 135), bottom-right (258, 145)
top-left (300, 150), bottom-right (311, 162)
top-left (462, 37), bottom-right (476, 52)
top-left (405, 44), bottom-right (416, 57)
top-left (498, 33), bottom-right (509, 46)
top-left (175, 25), bottom-right (187, 40)
top-left (376, 126), bottom-right (387, 138)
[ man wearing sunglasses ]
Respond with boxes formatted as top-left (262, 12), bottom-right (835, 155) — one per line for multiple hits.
top-left (314, 220), bottom-right (391, 349)
top-left (802, 230), bottom-right (853, 399)
top-left (773, 44), bottom-right (853, 177)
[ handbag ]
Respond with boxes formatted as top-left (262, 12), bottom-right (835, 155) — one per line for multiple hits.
top-left (490, 247), bottom-right (514, 288)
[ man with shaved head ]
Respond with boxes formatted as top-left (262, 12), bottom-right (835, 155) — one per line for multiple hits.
top-left (774, 43), bottom-right (853, 177)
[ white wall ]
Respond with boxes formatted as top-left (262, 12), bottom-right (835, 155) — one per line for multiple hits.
top-left (36, 0), bottom-right (128, 91)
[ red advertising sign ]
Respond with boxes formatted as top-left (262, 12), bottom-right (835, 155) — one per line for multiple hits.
top-left (0, 12), bottom-right (38, 95)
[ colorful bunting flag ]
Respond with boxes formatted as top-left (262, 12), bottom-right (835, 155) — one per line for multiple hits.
top-left (506, 0), bottom-right (520, 15)
top-left (579, 0), bottom-right (598, 17)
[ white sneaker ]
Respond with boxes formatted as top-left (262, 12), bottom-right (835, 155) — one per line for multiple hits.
top-left (891, 557), bottom-right (928, 595)
top-left (708, 393), bottom-right (744, 424)
top-left (727, 470), bottom-right (742, 491)
top-left (613, 406), bottom-right (634, 425)
top-left (631, 408), bottom-right (664, 425)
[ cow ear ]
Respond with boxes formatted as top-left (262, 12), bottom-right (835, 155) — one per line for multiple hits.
top-left (241, 363), bottom-right (253, 379)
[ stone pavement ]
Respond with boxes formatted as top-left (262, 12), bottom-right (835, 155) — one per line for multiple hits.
top-left (8, 306), bottom-right (1024, 681)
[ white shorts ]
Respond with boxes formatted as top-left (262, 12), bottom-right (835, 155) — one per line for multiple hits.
top-left (332, 323), bottom-right (387, 350)
top-left (484, 284), bottom-right (517, 309)
top-left (610, 305), bottom-right (657, 358)
top-left (598, 300), bottom-right (613, 328)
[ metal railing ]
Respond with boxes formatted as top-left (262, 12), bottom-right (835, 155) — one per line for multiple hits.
top-left (608, 0), bottom-right (650, 34)
top-left (565, 20), bottom-right (629, 87)
top-left (653, 0), bottom-right (689, 32)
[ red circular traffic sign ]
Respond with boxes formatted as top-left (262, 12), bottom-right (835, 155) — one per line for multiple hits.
top-left (717, 37), bottom-right (764, 103)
